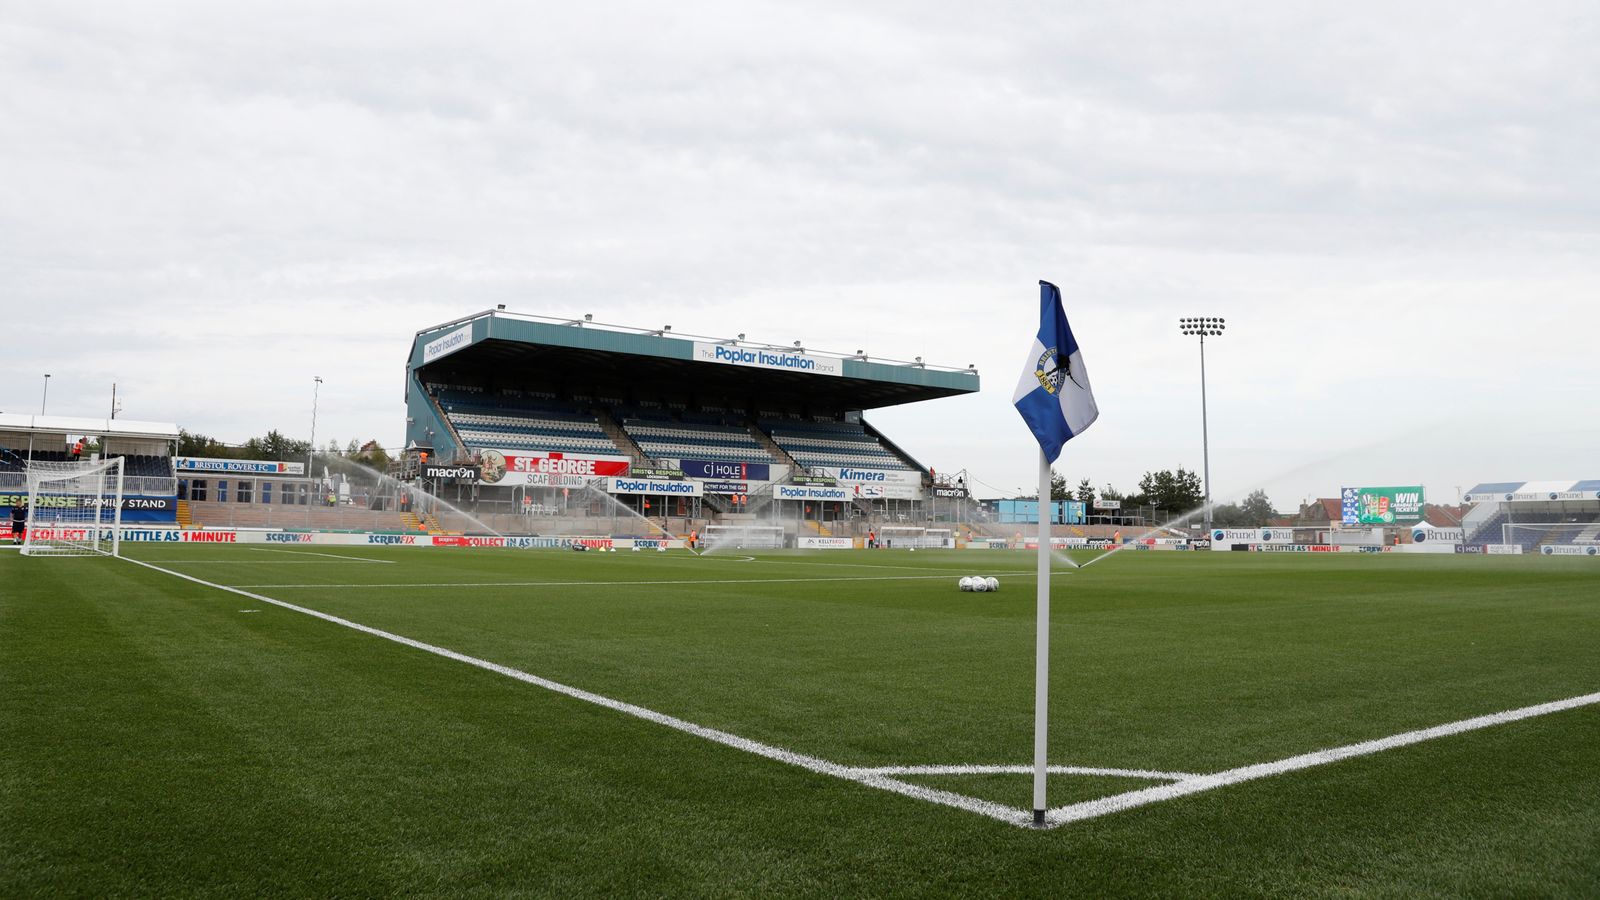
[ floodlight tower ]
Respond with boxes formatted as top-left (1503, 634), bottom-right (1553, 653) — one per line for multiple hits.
top-left (308, 376), bottom-right (323, 483)
top-left (1178, 317), bottom-right (1225, 529)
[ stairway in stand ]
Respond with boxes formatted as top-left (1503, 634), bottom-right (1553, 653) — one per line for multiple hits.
top-left (400, 512), bottom-right (427, 533)
top-left (175, 500), bottom-right (194, 530)
top-left (746, 421), bottom-right (803, 471)
top-left (592, 408), bottom-right (654, 469)
top-left (802, 519), bottom-right (833, 538)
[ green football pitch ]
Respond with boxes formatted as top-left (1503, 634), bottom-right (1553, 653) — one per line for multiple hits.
top-left (3, 544), bottom-right (1598, 896)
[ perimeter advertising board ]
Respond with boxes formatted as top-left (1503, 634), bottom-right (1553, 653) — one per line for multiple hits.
top-left (176, 457), bottom-right (306, 475)
top-left (680, 459), bottom-right (770, 482)
top-left (776, 484), bottom-right (851, 501)
top-left (1340, 486), bottom-right (1424, 524)
top-left (475, 450), bottom-right (629, 486)
top-left (814, 466), bottom-right (922, 487)
top-left (604, 477), bottom-right (704, 497)
top-left (421, 464), bottom-right (480, 483)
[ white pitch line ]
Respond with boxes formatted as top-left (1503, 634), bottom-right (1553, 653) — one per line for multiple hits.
top-left (229, 573), bottom-right (1032, 589)
top-left (1043, 689), bottom-right (1600, 828)
top-left (248, 548), bottom-right (396, 564)
top-left (141, 560), bottom-right (393, 565)
top-left (116, 556), bottom-right (1033, 828)
top-left (853, 764), bottom-right (1198, 781)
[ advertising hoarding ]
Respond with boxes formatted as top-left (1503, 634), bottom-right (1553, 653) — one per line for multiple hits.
top-left (605, 477), bottom-right (704, 497)
top-left (476, 450), bottom-right (629, 485)
top-left (692, 342), bottom-right (842, 377)
top-left (814, 466), bottom-right (923, 487)
top-left (1340, 486), bottom-right (1425, 524)
top-left (421, 464), bottom-right (480, 482)
top-left (422, 324), bottom-right (473, 363)
top-left (680, 459), bottom-right (770, 481)
top-left (176, 457), bottom-right (306, 475)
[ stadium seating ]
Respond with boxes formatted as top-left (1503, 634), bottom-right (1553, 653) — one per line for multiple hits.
top-left (433, 388), bottom-right (623, 457)
top-left (760, 418), bottom-right (912, 471)
top-left (0, 449), bottom-right (172, 475)
top-left (618, 409), bottom-right (773, 465)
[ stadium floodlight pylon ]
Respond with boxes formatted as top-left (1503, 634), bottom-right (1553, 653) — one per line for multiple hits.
top-left (21, 457), bottom-right (124, 557)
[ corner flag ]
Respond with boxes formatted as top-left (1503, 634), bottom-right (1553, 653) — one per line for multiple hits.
top-left (1013, 281), bottom-right (1098, 461)
top-left (1013, 279), bottom-right (1099, 828)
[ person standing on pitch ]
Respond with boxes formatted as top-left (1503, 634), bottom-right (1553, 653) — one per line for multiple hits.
top-left (688, 529), bottom-right (698, 551)
top-left (10, 502), bottom-right (25, 545)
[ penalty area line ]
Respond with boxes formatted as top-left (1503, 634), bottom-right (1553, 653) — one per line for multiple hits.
top-left (230, 573), bottom-right (1035, 589)
top-left (116, 555), bottom-right (1034, 828)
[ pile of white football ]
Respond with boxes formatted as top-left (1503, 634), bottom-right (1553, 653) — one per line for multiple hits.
top-left (958, 576), bottom-right (1000, 592)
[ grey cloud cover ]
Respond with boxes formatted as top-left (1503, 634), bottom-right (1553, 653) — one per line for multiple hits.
top-left (3, 0), bottom-right (1596, 505)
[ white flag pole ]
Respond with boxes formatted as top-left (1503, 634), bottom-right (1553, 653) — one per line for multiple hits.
top-left (1032, 448), bottom-right (1051, 826)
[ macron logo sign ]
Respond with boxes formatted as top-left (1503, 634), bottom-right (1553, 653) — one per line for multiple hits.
top-left (423, 325), bottom-right (473, 363)
top-left (693, 342), bottom-right (841, 377)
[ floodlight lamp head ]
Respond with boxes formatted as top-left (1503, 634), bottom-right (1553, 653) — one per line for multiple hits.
top-left (663, 325), bottom-right (672, 332)
top-left (584, 313), bottom-right (593, 321)
top-left (737, 333), bottom-right (745, 341)
top-left (794, 341), bottom-right (803, 348)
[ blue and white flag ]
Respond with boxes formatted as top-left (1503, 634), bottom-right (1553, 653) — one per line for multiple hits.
top-left (1013, 281), bottom-right (1099, 462)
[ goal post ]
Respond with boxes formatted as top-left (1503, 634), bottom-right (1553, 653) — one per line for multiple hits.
top-left (21, 457), bottom-right (125, 558)
top-left (878, 526), bottom-right (952, 549)
top-left (703, 524), bottom-right (786, 550)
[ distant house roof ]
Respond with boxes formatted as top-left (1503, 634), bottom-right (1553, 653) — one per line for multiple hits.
top-left (1423, 504), bottom-right (1466, 526)
top-left (1298, 498), bottom-right (1342, 522)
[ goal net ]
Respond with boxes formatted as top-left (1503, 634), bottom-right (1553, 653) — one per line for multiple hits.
top-left (21, 457), bottom-right (125, 557)
top-left (703, 524), bottom-right (786, 550)
top-left (878, 526), bottom-right (952, 549)
top-left (1502, 521), bottom-right (1600, 549)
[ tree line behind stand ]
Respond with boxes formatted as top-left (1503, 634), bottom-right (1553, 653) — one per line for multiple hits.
top-left (177, 428), bottom-right (392, 471)
top-left (1021, 467), bottom-right (1278, 529)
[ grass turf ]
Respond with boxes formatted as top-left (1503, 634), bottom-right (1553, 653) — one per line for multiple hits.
top-left (2, 545), bottom-right (1597, 896)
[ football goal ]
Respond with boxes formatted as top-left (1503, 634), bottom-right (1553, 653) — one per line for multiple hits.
top-left (878, 526), bottom-right (952, 549)
top-left (1502, 521), bottom-right (1600, 549)
top-left (21, 457), bottom-right (125, 557)
top-left (703, 524), bottom-right (786, 550)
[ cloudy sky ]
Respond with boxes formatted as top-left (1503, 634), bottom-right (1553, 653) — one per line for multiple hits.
top-left (4, 1), bottom-right (1596, 509)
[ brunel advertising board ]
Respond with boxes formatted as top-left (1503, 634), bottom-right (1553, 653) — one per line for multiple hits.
top-left (476, 450), bottom-right (629, 485)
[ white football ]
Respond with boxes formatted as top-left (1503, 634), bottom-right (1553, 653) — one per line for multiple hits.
top-left (959, 576), bottom-right (974, 591)
top-left (971, 577), bottom-right (988, 592)
top-left (985, 577), bottom-right (999, 591)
